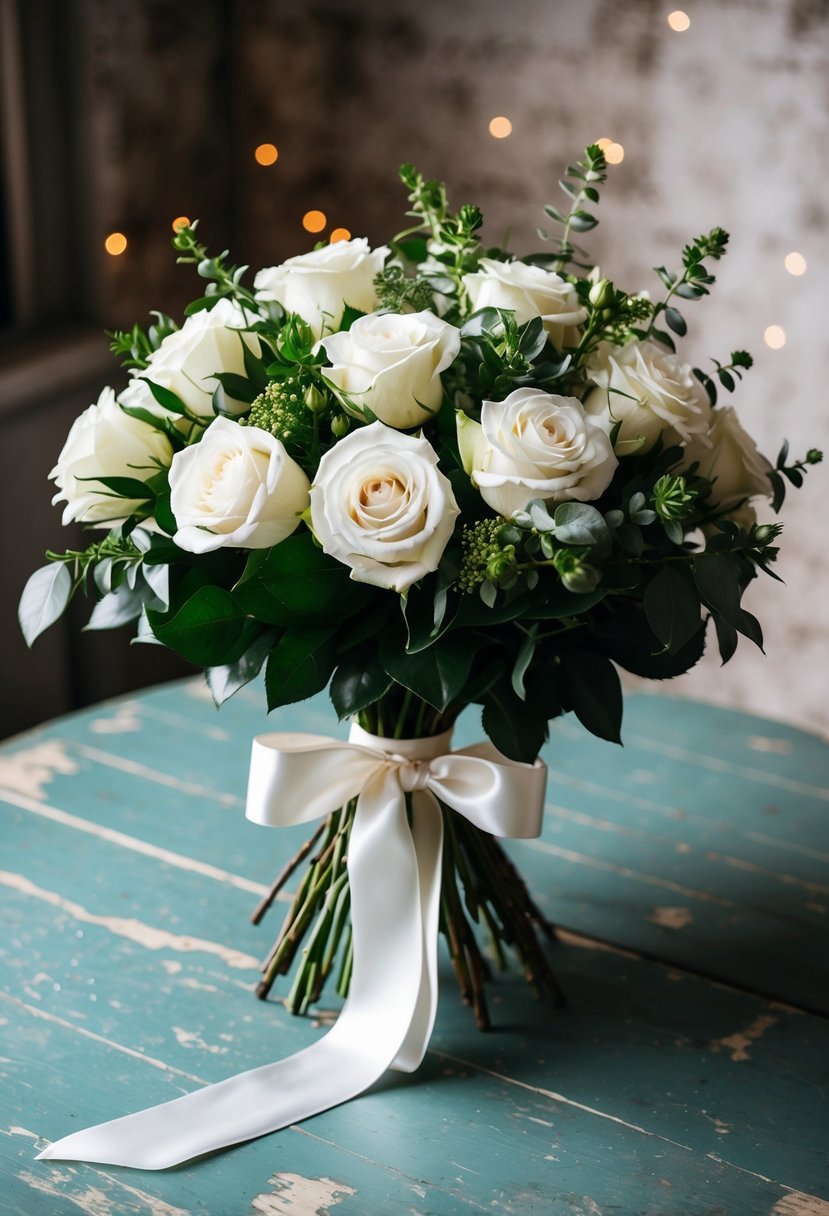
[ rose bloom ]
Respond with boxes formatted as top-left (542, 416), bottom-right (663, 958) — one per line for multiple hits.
top-left (583, 339), bottom-right (708, 455)
top-left (682, 406), bottom-right (772, 513)
top-left (169, 417), bottom-right (310, 554)
top-left (457, 387), bottom-right (617, 518)
top-left (51, 387), bottom-right (172, 525)
top-left (254, 238), bottom-right (389, 339)
top-left (462, 258), bottom-right (587, 349)
top-left (119, 298), bottom-right (260, 422)
top-left (320, 310), bottom-right (460, 429)
top-left (309, 420), bottom-right (459, 592)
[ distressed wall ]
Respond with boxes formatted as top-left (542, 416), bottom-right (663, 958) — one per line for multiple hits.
top-left (8, 0), bottom-right (828, 737)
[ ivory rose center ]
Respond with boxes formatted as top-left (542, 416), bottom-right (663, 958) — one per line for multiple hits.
top-left (309, 421), bottom-right (459, 592)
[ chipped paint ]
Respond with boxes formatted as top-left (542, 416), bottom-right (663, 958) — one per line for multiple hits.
top-left (0, 741), bottom-right (77, 800)
top-left (1, 787), bottom-right (270, 897)
top-left (251, 1173), bottom-right (357, 1215)
top-left (772, 1190), bottom-right (829, 1215)
top-left (554, 928), bottom-right (642, 960)
top-left (648, 906), bottom-right (694, 930)
top-left (90, 701), bottom-right (141, 734)
top-left (711, 1014), bottom-right (779, 1062)
top-left (171, 1025), bottom-right (228, 1054)
top-left (0, 871), bottom-right (259, 970)
top-left (19, 1166), bottom-right (190, 1216)
top-left (747, 735), bottom-right (793, 754)
top-left (1, 991), bottom-right (206, 1083)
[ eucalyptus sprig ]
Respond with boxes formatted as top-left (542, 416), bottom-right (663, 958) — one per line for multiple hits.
top-left (645, 227), bottom-right (729, 348)
top-left (538, 143), bottom-right (607, 270)
top-left (171, 222), bottom-right (260, 318)
top-left (768, 442), bottom-right (823, 512)
top-left (694, 350), bottom-right (753, 407)
top-left (395, 165), bottom-right (483, 315)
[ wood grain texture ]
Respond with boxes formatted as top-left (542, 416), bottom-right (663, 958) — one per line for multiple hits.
top-left (1, 680), bottom-right (828, 1214)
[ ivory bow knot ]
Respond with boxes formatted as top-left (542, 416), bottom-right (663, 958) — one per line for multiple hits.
top-left (37, 724), bottom-right (547, 1170)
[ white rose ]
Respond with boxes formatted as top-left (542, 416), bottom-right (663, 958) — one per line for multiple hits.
top-left (682, 406), bottom-right (772, 512)
top-left (169, 417), bottom-right (310, 554)
top-left (583, 339), bottom-right (708, 456)
top-left (462, 258), bottom-right (587, 348)
top-left (50, 387), bottom-right (173, 525)
top-left (457, 387), bottom-right (617, 518)
top-left (309, 420), bottom-right (459, 592)
top-left (320, 310), bottom-right (460, 429)
top-left (119, 299), bottom-right (260, 422)
top-left (254, 238), bottom-right (389, 339)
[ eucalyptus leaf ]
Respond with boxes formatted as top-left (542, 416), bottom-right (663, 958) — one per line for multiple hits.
top-left (18, 563), bottom-right (73, 646)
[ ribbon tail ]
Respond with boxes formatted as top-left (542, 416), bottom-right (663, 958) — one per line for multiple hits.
top-left (38, 766), bottom-right (429, 1170)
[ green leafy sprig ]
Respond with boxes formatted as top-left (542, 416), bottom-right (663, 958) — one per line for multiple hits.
top-left (538, 143), bottom-right (607, 270)
top-left (694, 350), bottom-right (753, 407)
top-left (768, 442), bottom-right (823, 512)
top-left (646, 227), bottom-right (729, 348)
top-left (171, 222), bottom-right (261, 319)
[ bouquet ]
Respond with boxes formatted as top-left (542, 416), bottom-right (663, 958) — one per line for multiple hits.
top-left (22, 146), bottom-right (822, 1168)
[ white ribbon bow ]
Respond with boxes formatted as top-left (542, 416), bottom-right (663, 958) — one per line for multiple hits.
top-left (37, 724), bottom-right (547, 1170)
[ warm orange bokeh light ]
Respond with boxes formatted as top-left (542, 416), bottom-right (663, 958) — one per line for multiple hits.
top-left (329, 227), bottom-right (352, 243)
top-left (254, 143), bottom-right (279, 166)
top-left (596, 137), bottom-right (625, 164)
top-left (104, 232), bottom-right (127, 256)
top-left (488, 116), bottom-right (513, 139)
top-left (171, 216), bottom-right (191, 232)
top-left (302, 210), bottom-right (327, 234)
top-left (667, 10), bottom-right (691, 31)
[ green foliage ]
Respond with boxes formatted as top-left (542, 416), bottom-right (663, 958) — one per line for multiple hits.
top-left (234, 532), bottom-right (370, 628)
top-left (647, 227), bottom-right (730, 348)
top-left (108, 312), bottom-right (177, 369)
top-left (768, 441), bottom-right (823, 512)
top-left (171, 222), bottom-right (261, 316)
top-left (538, 143), bottom-right (608, 270)
top-left (373, 264), bottom-right (435, 313)
top-left (266, 627), bottom-right (338, 711)
top-left (694, 350), bottom-right (753, 406)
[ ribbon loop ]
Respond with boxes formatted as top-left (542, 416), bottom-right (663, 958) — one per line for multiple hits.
top-left (37, 723), bottom-right (546, 1170)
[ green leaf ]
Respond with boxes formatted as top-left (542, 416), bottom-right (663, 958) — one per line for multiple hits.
top-left (596, 601), bottom-right (706, 679)
top-left (553, 502), bottom-right (610, 548)
top-left (91, 476), bottom-right (155, 500)
top-left (665, 306), bottom-right (687, 336)
top-left (86, 582), bottom-right (153, 630)
top-left (693, 553), bottom-right (763, 649)
top-left (482, 682), bottom-right (548, 763)
top-left (265, 627), bottom-right (338, 711)
top-left (206, 629), bottom-right (275, 706)
top-left (19, 563), bottom-right (73, 646)
top-left (402, 577), bottom-right (457, 653)
top-left (140, 378), bottom-right (189, 416)
top-left (213, 372), bottom-right (258, 404)
top-left (234, 532), bottom-right (370, 627)
top-left (147, 585), bottom-right (248, 666)
top-left (511, 628), bottom-right (537, 701)
top-left (381, 632), bottom-right (477, 712)
top-left (712, 612), bottom-right (738, 664)
top-left (330, 644), bottom-right (393, 719)
top-left (643, 566), bottom-right (701, 654)
top-left (557, 651), bottom-right (622, 744)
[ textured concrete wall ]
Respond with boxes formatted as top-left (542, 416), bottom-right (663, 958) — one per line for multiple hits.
top-left (69, 0), bottom-right (829, 736)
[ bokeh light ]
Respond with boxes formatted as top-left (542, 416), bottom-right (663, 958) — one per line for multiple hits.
top-left (596, 136), bottom-right (625, 164)
top-left (330, 227), bottom-right (352, 243)
top-left (667, 11), bottom-right (691, 32)
top-left (784, 251), bottom-right (807, 276)
top-left (489, 116), bottom-right (513, 139)
top-left (171, 216), bottom-right (191, 232)
top-left (254, 143), bottom-right (279, 166)
top-left (764, 325), bottom-right (786, 349)
top-left (104, 232), bottom-right (127, 256)
top-left (302, 210), bottom-right (327, 234)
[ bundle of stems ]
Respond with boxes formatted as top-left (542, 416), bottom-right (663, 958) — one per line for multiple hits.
top-left (250, 690), bottom-right (565, 1029)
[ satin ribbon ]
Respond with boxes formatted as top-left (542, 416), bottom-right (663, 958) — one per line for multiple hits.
top-left (37, 724), bottom-right (547, 1169)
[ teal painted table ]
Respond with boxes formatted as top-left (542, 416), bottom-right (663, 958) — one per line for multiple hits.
top-left (1, 681), bottom-right (828, 1215)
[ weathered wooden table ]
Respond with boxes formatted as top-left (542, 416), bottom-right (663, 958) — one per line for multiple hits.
top-left (1, 680), bottom-right (827, 1215)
